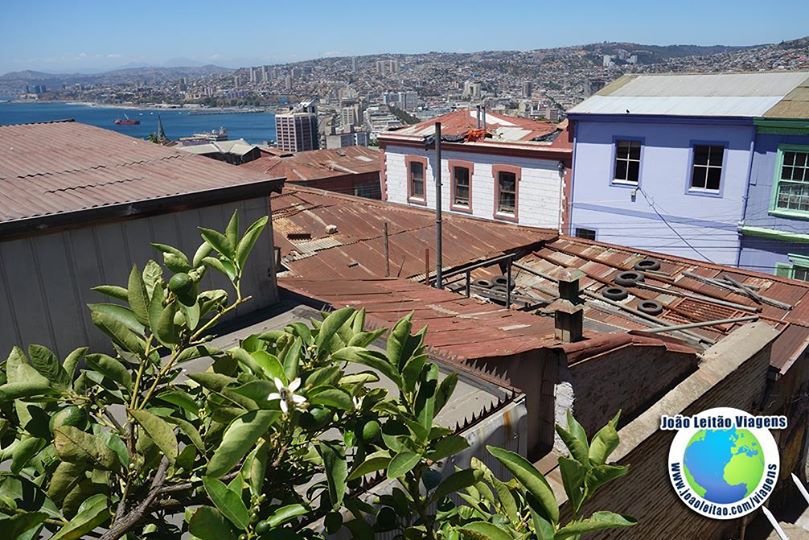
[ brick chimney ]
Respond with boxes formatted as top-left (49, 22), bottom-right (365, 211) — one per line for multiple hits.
top-left (548, 270), bottom-right (585, 343)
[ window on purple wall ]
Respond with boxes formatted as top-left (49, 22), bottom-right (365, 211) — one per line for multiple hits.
top-left (690, 145), bottom-right (724, 191)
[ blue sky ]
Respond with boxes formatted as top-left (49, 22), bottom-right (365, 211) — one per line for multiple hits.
top-left (1, 0), bottom-right (808, 74)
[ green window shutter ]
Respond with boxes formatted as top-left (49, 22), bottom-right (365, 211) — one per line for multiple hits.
top-left (775, 262), bottom-right (792, 278)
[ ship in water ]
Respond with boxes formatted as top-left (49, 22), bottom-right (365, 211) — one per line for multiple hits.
top-left (178, 127), bottom-right (229, 145)
top-left (114, 113), bottom-right (140, 126)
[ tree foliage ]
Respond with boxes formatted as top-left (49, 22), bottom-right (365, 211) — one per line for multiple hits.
top-left (0, 211), bottom-right (634, 539)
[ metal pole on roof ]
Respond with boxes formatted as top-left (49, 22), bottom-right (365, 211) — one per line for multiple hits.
top-left (383, 222), bottom-right (390, 277)
top-left (435, 121), bottom-right (443, 289)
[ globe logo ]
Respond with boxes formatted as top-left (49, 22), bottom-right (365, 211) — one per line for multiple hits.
top-left (664, 407), bottom-right (783, 520)
top-left (683, 428), bottom-right (765, 504)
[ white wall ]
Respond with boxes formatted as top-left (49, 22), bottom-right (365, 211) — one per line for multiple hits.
top-left (0, 197), bottom-right (277, 358)
top-left (384, 144), bottom-right (563, 229)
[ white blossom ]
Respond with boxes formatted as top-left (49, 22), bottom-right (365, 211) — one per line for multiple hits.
top-left (267, 377), bottom-right (306, 414)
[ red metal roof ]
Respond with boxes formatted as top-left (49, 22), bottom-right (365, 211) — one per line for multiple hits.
top-left (517, 236), bottom-right (809, 373)
top-left (272, 185), bottom-right (555, 280)
top-left (279, 277), bottom-right (695, 364)
top-left (379, 109), bottom-right (567, 146)
top-left (0, 121), bottom-right (282, 226)
top-left (241, 146), bottom-right (381, 182)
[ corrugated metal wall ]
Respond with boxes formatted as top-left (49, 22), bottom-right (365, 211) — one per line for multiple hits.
top-left (0, 196), bottom-right (277, 358)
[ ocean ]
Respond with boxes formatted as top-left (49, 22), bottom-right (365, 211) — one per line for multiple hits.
top-left (0, 102), bottom-right (277, 144)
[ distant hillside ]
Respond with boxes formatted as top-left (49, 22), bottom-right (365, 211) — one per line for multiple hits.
top-left (580, 42), bottom-right (757, 64)
top-left (0, 64), bottom-right (232, 84)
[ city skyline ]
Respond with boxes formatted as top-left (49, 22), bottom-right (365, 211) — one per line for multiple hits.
top-left (2, 0), bottom-right (809, 74)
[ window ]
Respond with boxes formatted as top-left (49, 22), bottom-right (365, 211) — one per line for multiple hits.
top-left (776, 254), bottom-right (809, 282)
top-left (575, 228), bottom-right (596, 240)
top-left (496, 171), bottom-right (517, 215)
top-left (773, 148), bottom-right (809, 214)
top-left (690, 144), bottom-right (724, 191)
top-left (406, 157), bottom-right (427, 202)
top-left (453, 166), bottom-right (470, 208)
top-left (614, 140), bottom-right (641, 184)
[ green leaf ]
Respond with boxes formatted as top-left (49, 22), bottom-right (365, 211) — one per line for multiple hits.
top-left (225, 211), bottom-right (240, 250)
top-left (586, 463), bottom-right (629, 495)
top-left (188, 506), bottom-right (237, 540)
top-left (203, 476), bottom-right (250, 530)
top-left (246, 440), bottom-right (268, 495)
top-left (11, 437), bottom-right (45, 473)
top-left (200, 227), bottom-right (234, 259)
top-left (50, 493), bottom-right (109, 540)
top-left (266, 503), bottom-right (308, 528)
top-left (558, 456), bottom-right (587, 515)
top-left (387, 451), bottom-right (421, 480)
top-left (181, 301), bottom-right (201, 331)
top-left (53, 426), bottom-right (117, 470)
top-left (347, 328), bottom-right (387, 348)
top-left (0, 382), bottom-right (55, 402)
top-left (155, 301), bottom-right (180, 346)
top-left (332, 347), bottom-right (401, 386)
top-left (250, 350), bottom-right (285, 381)
top-left (62, 347), bottom-right (88, 379)
top-left (28, 344), bottom-right (70, 389)
top-left (487, 445), bottom-right (558, 524)
top-left (401, 353), bottom-right (428, 394)
top-left (88, 303), bottom-right (145, 335)
top-left (127, 264), bottom-right (150, 325)
top-left (427, 435), bottom-right (469, 462)
top-left (156, 389), bottom-right (199, 417)
top-left (207, 410), bottom-right (277, 477)
top-left (163, 415), bottom-right (205, 451)
top-left (432, 469), bottom-right (482, 502)
top-left (347, 450), bottom-right (391, 481)
top-left (554, 511), bottom-right (637, 538)
top-left (142, 259), bottom-right (163, 298)
top-left (306, 365), bottom-right (341, 387)
top-left (318, 441), bottom-right (347, 508)
top-left (309, 387), bottom-right (352, 410)
top-left (588, 411), bottom-right (621, 465)
top-left (90, 306), bottom-right (145, 354)
top-left (315, 307), bottom-right (355, 353)
top-left (0, 512), bottom-right (48, 539)
top-left (556, 424), bottom-right (590, 468)
top-left (48, 461), bottom-right (87, 502)
top-left (435, 372), bottom-right (458, 415)
top-left (91, 285), bottom-right (129, 302)
top-left (193, 242), bottom-right (214, 267)
top-left (236, 216), bottom-right (268, 269)
top-left (130, 409), bottom-right (178, 464)
top-left (189, 372), bottom-right (237, 393)
top-left (459, 522), bottom-right (512, 540)
top-left (85, 353), bottom-right (132, 390)
top-left (201, 256), bottom-right (236, 280)
top-left (415, 363), bottom-right (439, 429)
top-left (385, 313), bottom-right (413, 369)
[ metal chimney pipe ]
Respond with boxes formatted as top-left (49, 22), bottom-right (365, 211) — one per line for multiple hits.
top-left (482, 105), bottom-right (487, 131)
top-left (476, 105), bottom-right (481, 129)
top-left (435, 122), bottom-right (443, 289)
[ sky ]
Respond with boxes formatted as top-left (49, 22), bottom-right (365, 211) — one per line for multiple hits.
top-left (1, 0), bottom-right (808, 74)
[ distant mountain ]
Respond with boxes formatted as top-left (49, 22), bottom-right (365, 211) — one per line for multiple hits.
top-left (0, 64), bottom-right (232, 84)
top-left (579, 42), bottom-right (758, 64)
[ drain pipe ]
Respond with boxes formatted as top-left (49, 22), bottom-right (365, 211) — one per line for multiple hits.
top-left (435, 122), bottom-right (443, 289)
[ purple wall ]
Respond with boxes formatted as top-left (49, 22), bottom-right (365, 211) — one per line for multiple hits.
top-left (570, 117), bottom-right (755, 266)
top-left (738, 131), bottom-right (809, 273)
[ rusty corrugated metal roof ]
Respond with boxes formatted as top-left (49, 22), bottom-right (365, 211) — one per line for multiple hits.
top-left (529, 236), bottom-right (809, 372)
top-left (279, 277), bottom-right (695, 364)
top-left (272, 185), bottom-right (555, 280)
top-left (0, 121), bottom-right (283, 227)
top-left (241, 145), bottom-right (381, 182)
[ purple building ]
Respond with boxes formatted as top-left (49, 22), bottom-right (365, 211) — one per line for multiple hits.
top-left (567, 72), bottom-right (809, 275)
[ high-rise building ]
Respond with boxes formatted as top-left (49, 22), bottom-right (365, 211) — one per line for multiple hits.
top-left (351, 57), bottom-right (357, 73)
top-left (462, 81), bottom-right (482, 100)
top-left (397, 91), bottom-right (418, 111)
top-left (249, 67), bottom-right (259, 84)
top-left (522, 81), bottom-right (533, 98)
top-left (585, 79), bottom-right (606, 97)
top-left (375, 59), bottom-right (398, 75)
top-left (275, 101), bottom-right (319, 152)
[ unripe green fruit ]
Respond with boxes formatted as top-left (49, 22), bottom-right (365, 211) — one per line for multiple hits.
top-left (168, 273), bottom-right (198, 306)
top-left (375, 507), bottom-right (397, 530)
top-left (49, 406), bottom-right (87, 433)
top-left (255, 520), bottom-right (270, 534)
top-left (361, 420), bottom-right (380, 442)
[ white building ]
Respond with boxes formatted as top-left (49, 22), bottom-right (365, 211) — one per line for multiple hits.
top-left (378, 110), bottom-right (572, 230)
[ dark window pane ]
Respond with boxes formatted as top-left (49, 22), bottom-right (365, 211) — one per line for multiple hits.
top-left (498, 172), bottom-right (516, 192)
top-left (694, 145), bottom-right (710, 166)
top-left (706, 167), bottom-right (722, 190)
top-left (498, 193), bottom-right (515, 214)
top-left (627, 161), bottom-right (640, 183)
top-left (784, 152), bottom-right (797, 166)
top-left (794, 166), bottom-right (805, 182)
top-left (795, 152), bottom-right (808, 168)
top-left (709, 146), bottom-right (724, 166)
top-left (628, 142), bottom-right (641, 161)
top-left (615, 160), bottom-right (628, 181)
top-left (783, 166), bottom-right (794, 181)
top-left (575, 228), bottom-right (596, 240)
top-left (616, 141), bottom-right (630, 159)
top-left (692, 167), bottom-right (707, 188)
top-left (794, 266), bottom-right (809, 282)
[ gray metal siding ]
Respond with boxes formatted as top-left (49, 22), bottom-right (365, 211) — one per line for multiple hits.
top-left (0, 196), bottom-right (277, 358)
